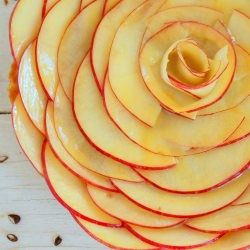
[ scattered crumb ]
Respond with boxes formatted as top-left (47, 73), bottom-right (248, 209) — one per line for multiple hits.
top-left (8, 62), bottom-right (18, 104)
top-left (3, 0), bottom-right (8, 5)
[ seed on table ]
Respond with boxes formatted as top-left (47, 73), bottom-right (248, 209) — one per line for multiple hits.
top-left (0, 155), bottom-right (8, 163)
top-left (7, 234), bottom-right (18, 242)
top-left (54, 236), bottom-right (63, 246)
top-left (8, 214), bottom-right (21, 224)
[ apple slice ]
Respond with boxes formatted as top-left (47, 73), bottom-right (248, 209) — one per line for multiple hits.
top-left (58, 0), bottom-right (104, 100)
top-left (91, 0), bottom-right (146, 88)
top-left (233, 184), bottom-right (250, 206)
top-left (196, 230), bottom-right (250, 250)
top-left (18, 42), bottom-right (48, 134)
top-left (103, 0), bottom-right (121, 14)
top-left (199, 45), bottom-right (250, 116)
top-left (228, 10), bottom-right (250, 54)
top-left (112, 172), bottom-right (250, 217)
top-left (143, 5), bottom-right (223, 45)
top-left (45, 102), bottom-right (116, 191)
top-left (12, 95), bottom-right (45, 175)
top-left (43, 142), bottom-right (122, 227)
top-left (108, 0), bottom-right (164, 126)
top-left (73, 54), bottom-right (176, 169)
top-left (9, 0), bottom-right (44, 63)
top-left (186, 203), bottom-right (250, 233)
top-left (104, 77), bottom-right (244, 155)
top-left (74, 217), bottom-right (157, 250)
top-left (127, 224), bottom-right (221, 249)
top-left (137, 137), bottom-right (250, 193)
top-left (36, 0), bottom-right (81, 99)
top-left (87, 184), bottom-right (183, 228)
top-left (54, 85), bottom-right (143, 182)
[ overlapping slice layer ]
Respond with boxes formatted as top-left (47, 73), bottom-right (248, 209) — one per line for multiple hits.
top-left (74, 54), bottom-right (176, 169)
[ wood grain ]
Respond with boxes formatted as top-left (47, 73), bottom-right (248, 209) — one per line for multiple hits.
top-left (0, 115), bottom-right (106, 249)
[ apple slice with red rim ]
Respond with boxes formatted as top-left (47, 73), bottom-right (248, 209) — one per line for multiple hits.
top-left (196, 230), bottom-right (250, 250)
top-left (36, 0), bottom-right (81, 99)
top-left (9, 0), bottom-right (44, 64)
top-left (58, 0), bottom-right (104, 101)
top-left (18, 41), bottom-right (48, 134)
top-left (12, 95), bottom-right (45, 175)
top-left (136, 136), bottom-right (250, 194)
top-left (87, 184), bottom-right (184, 228)
top-left (108, 0), bottom-right (165, 126)
top-left (73, 54), bottom-right (176, 169)
top-left (186, 203), bottom-right (250, 233)
top-left (54, 85), bottom-right (143, 182)
top-left (112, 171), bottom-right (250, 218)
top-left (43, 142), bottom-right (122, 227)
top-left (74, 216), bottom-right (158, 250)
top-left (127, 224), bottom-right (221, 249)
top-left (45, 102), bottom-right (116, 191)
top-left (91, 0), bottom-right (146, 89)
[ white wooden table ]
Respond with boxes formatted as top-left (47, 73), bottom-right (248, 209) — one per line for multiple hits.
top-left (0, 1), bottom-right (106, 249)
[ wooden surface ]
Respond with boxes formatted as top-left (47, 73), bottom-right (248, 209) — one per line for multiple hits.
top-left (0, 1), bottom-right (106, 249)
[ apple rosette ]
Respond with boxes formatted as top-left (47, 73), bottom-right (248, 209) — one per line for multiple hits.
top-left (9, 0), bottom-right (250, 249)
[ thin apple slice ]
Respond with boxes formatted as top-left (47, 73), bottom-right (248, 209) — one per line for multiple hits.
top-left (143, 5), bottom-right (223, 45)
top-left (54, 85), bottom-right (143, 182)
top-left (58, 0), bottom-right (104, 100)
top-left (18, 42), bottom-right (48, 134)
top-left (74, 217), bottom-right (157, 250)
top-left (108, 1), bottom-right (163, 126)
top-left (45, 102), bottom-right (116, 191)
top-left (186, 203), bottom-right (250, 233)
top-left (112, 172), bottom-right (250, 217)
top-left (128, 224), bottom-right (221, 249)
top-left (9, 0), bottom-right (44, 63)
top-left (91, 0), bottom-right (146, 88)
top-left (103, 0), bottom-right (121, 14)
top-left (43, 142), bottom-right (122, 227)
top-left (36, 0), bottom-right (81, 99)
top-left (233, 184), bottom-right (250, 205)
top-left (196, 230), bottom-right (250, 250)
top-left (12, 95), bottom-right (45, 175)
top-left (137, 138), bottom-right (250, 193)
top-left (87, 184), bottom-right (183, 228)
top-left (228, 10), bottom-right (250, 54)
top-left (74, 54), bottom-right (176, 169)
top-left (199, 45), bottom-right (250, 116)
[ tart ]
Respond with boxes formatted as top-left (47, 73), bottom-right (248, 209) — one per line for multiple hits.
top-left (9, 0), bottom-right (250, 249)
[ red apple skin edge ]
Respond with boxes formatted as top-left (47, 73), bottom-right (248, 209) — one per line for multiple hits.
top-left (135, 162), bottom-right (250, 195)
top-left (72, 214), bottom-right (161, 250)
top-left (140, 21), bottom-right (237, 113)
top-left (11, 95), bottom-right (45, 177)
top-left (125, 224), bottom-right (224, 250)
top-left (86, 185), bottom-right (186, 229)
top-left (186, 222), bottom-right (250, 234)
top-left (41, 141), bottom-right (123, 228)
top-left (111, 179), bottom-right (250, 219)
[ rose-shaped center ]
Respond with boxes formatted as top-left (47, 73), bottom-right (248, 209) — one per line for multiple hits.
top-left (161, 38), bottom-right (229, 98)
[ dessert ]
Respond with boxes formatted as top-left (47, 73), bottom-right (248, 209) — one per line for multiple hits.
top-left (9, 0), bottom-right (250, 249)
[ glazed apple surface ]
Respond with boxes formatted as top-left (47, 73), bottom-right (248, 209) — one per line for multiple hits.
top-left (9, 0), bottom-right (250, 249)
